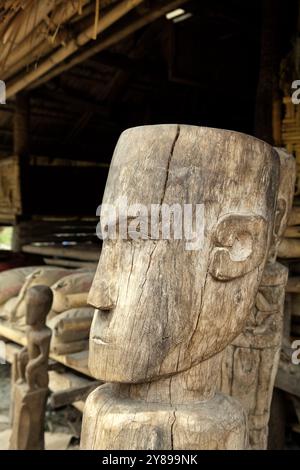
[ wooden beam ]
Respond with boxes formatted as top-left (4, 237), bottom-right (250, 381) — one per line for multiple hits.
top-left (5, 0), bottom-right (144, 98)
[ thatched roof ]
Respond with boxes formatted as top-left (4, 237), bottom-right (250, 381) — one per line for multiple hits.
top-left (0, 0), bottom-right (298, 166)
top-left (2, 0), bottom-right (174, 98)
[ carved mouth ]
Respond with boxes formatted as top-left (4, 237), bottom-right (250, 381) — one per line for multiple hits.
top-left (92, 336), bottom-right (109, 346)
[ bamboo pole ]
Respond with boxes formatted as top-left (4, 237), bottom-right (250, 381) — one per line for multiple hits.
top-left (6, 0), bottom-right (144, 98)
top-left (3, 40), bottom-right (49, 80)
top-left (28, 0), bottom-right (189, 92)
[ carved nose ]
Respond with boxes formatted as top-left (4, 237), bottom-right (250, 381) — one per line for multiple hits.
top-left (88, 280), bottom-right (116, 310)
top-left (88, 255), bottom-right (118, 310)
top-left (88, 275), bottom-right (117, 311)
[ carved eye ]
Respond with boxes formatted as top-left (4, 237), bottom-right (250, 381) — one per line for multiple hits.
top-left (209, 214), bottom-right (268, 281)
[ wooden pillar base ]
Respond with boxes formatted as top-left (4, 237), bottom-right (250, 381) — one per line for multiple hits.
top-left (9, 382), bottom-right (48, 450)
top-left (9, 383), bottom-right (48, 450)
top-left (81, 384), bottom-right (248, 450)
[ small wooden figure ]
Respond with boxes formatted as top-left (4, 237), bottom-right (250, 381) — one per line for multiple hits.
top-left (9, 285), bottom-right (53, 450)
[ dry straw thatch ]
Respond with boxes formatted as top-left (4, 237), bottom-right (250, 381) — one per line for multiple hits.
top-left (0, 1), bottom-right (114, 76)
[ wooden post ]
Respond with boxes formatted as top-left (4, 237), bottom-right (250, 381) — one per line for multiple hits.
top-left (13, 92), bottom-right (30, 159)
top-left (80, 125), bottom-right (279, 450)
top-left (12, 91), bottom-right (30, 252)
top-left (221, 148), bottom-right (296, 449)
top-left (254, 0), bottom-right (281, 144)
top-left (9, 286), bottom-right (53, 450)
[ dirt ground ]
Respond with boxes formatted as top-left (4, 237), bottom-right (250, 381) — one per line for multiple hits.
top-left (0, 363), bottom-right (81, 450)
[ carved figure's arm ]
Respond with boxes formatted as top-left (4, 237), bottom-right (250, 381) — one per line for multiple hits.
top-left (25, 335), bottom-right (50, 376)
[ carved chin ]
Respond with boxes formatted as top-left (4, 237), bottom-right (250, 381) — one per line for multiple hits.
top-left (89, 339), bottom-right (166, 383)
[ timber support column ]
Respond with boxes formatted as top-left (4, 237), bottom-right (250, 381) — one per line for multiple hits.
top-left (12, 91), bottom-right (30, 252)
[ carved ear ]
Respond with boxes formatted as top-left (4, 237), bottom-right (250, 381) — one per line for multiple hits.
top-left (209, 214), bottom-right (268, 281)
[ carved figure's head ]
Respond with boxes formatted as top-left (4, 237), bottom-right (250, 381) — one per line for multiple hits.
top-left (88, 125), bottom-right (279, 382)
top-left (25, 285), bottom-right (53, 327)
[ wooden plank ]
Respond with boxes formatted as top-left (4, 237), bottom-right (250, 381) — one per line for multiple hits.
top-left (50, 381), bottom-right (101, 409)
top-left (48, 369), bottom-right (97, 412)
top-left (22, 244), bottom-right (100, 261)
top-left (43, 258), bottom-right (97, 269)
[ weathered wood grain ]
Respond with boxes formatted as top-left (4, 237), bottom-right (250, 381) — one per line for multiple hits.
top-left (221, 148), bottom-right (296, 449)
top-left (81, 125), bottom-right (280, 450)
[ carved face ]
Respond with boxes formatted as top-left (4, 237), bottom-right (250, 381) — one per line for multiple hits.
top-left (88, 125), bottom-right (279, 382)
top-left (25, 286), bottom-right (53, 326)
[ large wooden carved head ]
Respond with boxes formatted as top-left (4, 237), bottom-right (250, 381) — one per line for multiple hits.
top-left (88, 125), bottom-right (279, 382)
